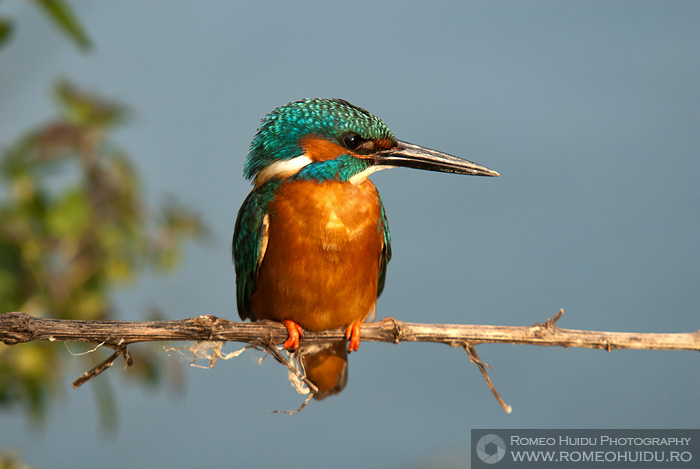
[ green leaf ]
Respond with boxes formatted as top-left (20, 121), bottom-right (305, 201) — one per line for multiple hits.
top-left (30, 0), bottom-right (91, 51)
top-left (54, 80), bottom-right (127, 127)
top-left (46, 189), bottom-right (90, 237)
top-left (0, 18), bottom-right (13, 49)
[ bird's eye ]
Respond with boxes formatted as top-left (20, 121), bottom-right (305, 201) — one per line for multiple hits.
top-left (341, 133), bottom-right (362, 150)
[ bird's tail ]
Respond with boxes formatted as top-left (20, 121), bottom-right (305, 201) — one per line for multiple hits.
top-left (297, 340), bottom-right (348, 400)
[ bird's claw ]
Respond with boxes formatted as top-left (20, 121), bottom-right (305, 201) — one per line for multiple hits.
top-left (345, 321), bottom-right (361, 353)
top-left (282, 320), bottom-right (304, 351)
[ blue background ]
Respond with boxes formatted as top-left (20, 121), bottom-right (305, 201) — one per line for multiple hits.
top-left (1, 1), bottom-right (698, 468)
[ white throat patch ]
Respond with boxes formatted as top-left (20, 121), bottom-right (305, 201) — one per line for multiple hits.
top-left (254, 155), bottom-right (313, 188)
top-left (348, 165), bottom-right (393, 185)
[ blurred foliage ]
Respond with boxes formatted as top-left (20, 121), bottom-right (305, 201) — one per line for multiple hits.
top-left (0, 17), bottom-right (12, 49)
top-left (0, 81), bottom-right (206, 420)
top-left (0, 6), bottom-right (200, 469)
top-left (30, 0), bottom-right (91, 49)
top-left (0, 450), bottom-right (35, 469)
top-left (0, 0), bottom-right (90, 50)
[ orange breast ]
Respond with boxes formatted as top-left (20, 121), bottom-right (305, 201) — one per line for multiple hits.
top-left (250, 178), bottom-right (383, 331)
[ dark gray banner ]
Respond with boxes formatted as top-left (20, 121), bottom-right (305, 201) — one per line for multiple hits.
top-left (472, 429), bottom-right (699, 468)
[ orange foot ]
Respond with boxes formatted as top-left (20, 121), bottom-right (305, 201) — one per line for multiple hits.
top-left (282, 320), bottom-right (304, 351)
top-left (345, 321), bottom-right (362, 353)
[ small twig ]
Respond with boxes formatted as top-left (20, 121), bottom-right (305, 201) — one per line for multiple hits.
top-left (262, 343), bottom-right (318, 414)
top-left (465, 344), bottom-right (511, 413)
top-left (72, 343), bottom-right (131, 388)
top-left (65, 341), bottom-right (105, 356)
top-left (262, 343), bottom-right (319, 395)
top-left (546, 308), bottom-right (564, 328)
top-left (530, 308), bottom-right (564, 331)
top-left (270, 393), bottom-right (314, 415)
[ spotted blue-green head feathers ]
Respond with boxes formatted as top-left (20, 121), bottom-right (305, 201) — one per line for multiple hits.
top-left (244, 98), bottom-right (397, 180)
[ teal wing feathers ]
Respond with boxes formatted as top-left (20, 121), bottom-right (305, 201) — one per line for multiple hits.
top-left (232, 180), bottom-right (280, 320)
top-left (377, 193), bottom-right (392, 298)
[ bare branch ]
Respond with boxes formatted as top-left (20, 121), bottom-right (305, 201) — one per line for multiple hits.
top-left (2, 310), bottom-right (697, 351)
top-left (1, 309), bottom-right (698, 411)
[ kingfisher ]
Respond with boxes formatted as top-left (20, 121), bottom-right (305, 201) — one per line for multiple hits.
top-left (233, 98), bottom-right (498, 399)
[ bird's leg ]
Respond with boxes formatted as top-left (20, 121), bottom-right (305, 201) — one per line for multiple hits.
top-left (345, 321), bottom-right (362, 353)
top-left (282, 320), bottom-right (304, 351)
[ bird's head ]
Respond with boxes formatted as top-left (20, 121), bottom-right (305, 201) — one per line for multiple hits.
top-left (245, 98), bottom-right (499, 187)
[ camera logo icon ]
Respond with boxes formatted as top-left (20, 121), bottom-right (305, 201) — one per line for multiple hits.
top-left (476, 433), bottom-right (506, 464)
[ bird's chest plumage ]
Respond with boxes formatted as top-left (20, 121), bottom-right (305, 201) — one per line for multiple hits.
top-left (250, 178), bottom-right (383, 331)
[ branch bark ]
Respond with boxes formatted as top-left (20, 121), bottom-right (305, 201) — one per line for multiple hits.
top-left (2, 310), bottom-right (698, 412)
top-left (2, 310), bottom-right (698, 351)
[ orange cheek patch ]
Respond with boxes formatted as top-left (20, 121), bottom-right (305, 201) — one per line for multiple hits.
top-left (300, 136), bottom-right (348, 162)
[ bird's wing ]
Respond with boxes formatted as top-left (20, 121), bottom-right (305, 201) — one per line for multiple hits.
top-left (377, 194), bottom-right (392, 298)
top-left (232, 183), bottom-right (277, 321)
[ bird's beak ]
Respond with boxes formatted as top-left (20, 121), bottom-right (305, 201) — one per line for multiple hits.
top-left (374, 140), bottom-right (500, 177)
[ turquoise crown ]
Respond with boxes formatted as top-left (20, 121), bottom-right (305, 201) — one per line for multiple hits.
top-left (244, 98), bottom-right (396, 180)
